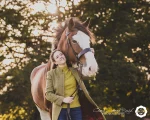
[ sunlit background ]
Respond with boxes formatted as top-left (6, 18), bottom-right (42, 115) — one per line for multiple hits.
top-left (0, 0), bottom-right (82, 102)
top-left (1, 0), bottom-right (81, 74)
top-left (0, 0), bottom-right (150, 119)
top-left (1, 0), bottom-right (150, 91)
top-left (1, 0), bottom-right (150, 89)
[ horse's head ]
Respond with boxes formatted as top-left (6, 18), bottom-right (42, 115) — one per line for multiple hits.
top-left (56, 18), bottom-right (98, 77)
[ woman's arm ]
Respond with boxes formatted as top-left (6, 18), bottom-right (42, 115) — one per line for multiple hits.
top-left (45, 71), bottom-right (64, 106)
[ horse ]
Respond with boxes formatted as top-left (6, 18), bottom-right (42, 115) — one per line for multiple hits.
top-left (30, 18), bottom-right (102, 120)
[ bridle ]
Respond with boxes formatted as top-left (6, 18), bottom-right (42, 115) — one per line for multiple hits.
top-left (66, 31), bottom-right (92, 67)
top-left (65, 31), bottom-right (92, 120)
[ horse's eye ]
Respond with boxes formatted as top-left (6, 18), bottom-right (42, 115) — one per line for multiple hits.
top-left (72, 40), bottom-right (77, 44)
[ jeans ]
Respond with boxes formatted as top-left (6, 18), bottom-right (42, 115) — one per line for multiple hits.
top-left (58, 107), bottom-right (82, 120)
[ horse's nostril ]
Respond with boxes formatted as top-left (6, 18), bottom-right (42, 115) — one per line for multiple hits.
top-left (89, 67), bottom-right (91, 71)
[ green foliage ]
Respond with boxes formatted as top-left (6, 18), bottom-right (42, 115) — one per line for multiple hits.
top-left (74, 0), bottom-right (150, 118)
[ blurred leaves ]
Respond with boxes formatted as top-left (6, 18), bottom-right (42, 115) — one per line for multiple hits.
top-left (0, 0), bottom-right (150, 119)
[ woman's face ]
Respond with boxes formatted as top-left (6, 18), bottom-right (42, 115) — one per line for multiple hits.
top-left (53, 51), bottom-right (66, 65)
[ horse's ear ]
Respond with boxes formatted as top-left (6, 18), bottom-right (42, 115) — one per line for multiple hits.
top-left (68, 18), bottom-right (75, 31)
top-left (82, 18), bottom-right (91, 27)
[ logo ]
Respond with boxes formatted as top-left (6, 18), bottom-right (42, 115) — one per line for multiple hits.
top-left (135, 105), bottom-right (147, 118)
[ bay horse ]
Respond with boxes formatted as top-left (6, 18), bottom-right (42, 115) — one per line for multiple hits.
top-left (30, 18), bottom-right (100, 120)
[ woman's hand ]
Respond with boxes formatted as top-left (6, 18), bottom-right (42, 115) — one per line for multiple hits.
top-left (63, 97), bottom-right (74, 103)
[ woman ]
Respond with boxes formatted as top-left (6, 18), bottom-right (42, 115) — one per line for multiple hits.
top-left (45, 50), bottom-right (106, 120)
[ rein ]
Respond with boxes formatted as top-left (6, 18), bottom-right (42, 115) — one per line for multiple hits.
top-left (65, 31), bottom-right (91, 120)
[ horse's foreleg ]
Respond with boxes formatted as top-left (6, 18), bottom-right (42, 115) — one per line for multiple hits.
top-left (36, 105), bottom-right (51, 120)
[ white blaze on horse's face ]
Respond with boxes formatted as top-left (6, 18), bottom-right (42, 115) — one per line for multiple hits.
top-left (72, 31), bottom-right (98, 76)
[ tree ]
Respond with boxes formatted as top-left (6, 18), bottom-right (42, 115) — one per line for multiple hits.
top-left (0, 0), bottom-right (52, 119)
top-left (0, 0), bottom-right (149, 119)
top-left (73, 0), bottom-right (150, 119)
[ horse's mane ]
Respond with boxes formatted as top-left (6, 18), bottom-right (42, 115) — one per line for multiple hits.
top-left (53, 18), bottom-right (95, 49)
